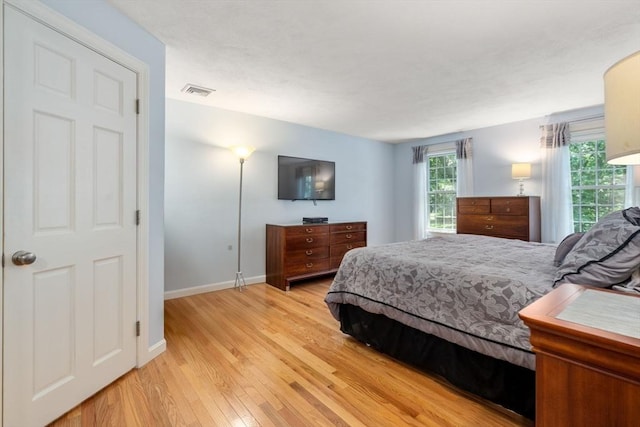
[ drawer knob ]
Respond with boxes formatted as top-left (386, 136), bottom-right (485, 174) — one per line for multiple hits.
top-left (306, 263), bottom-right (313, 268)
top-left (485, 216), bottom-right (493, 221)
top-left (346, 225), bottom-right (353, 230)
top-left (305, 228), bottom-right (313, 233)
top-left (346, 234), bottom-right (352, 239)
top-left (347, 244), bottom-right (353, 250)
top-left (485, 225), bottom-right (494, 230)
top-left (306, 237), bottom-right (313, 243)
top-left (305, 250), bottom-right (313, 255)
top-left (506, 208), bottom-right (511, 212)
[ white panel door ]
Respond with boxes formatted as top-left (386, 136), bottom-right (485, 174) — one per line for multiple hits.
top-left (3, 5), bottom-right (138, 426)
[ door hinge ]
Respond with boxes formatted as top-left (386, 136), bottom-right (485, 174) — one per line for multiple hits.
top-left (136, 321), bottom-right (141, 337)
top-left (135, 210), bottom-right (140, 226)
top-left (1, 254), bottom-right (4, 268)
top-left (135, 99), bottom-right (140, 115)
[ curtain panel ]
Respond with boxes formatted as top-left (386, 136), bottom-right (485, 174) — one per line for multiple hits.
top-left (626, 165), bottom-right (640, 207)
top-left (456, 138), bottom-right (474, 197)
top-left (541, 122), bottom-right (571, 148)
top-left (540, 123), bottom-right (574, 243)
top-left (412, 145), bottom-right (428, 239)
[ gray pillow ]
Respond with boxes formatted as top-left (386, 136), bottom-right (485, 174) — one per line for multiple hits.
top-left (553, 232), bottom-right (585, 266)
top-left (554, 207), bottom-right (640, 288)
top-left (612, 268), bottom-right (640, 294)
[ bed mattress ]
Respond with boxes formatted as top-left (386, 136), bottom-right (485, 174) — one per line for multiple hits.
top-left (325, 234), bottom-right (558, 370)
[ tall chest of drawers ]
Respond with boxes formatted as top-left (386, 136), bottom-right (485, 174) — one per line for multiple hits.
top-left (266, 221), bottom-right (367, 291)
top-left (456, 196), bottom-right (541, 242)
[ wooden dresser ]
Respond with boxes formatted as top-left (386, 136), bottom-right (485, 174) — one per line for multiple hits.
top-left (456, 196), bottom-right (541, 242)
top-left (265, 221), bottom-right (367, 291)
top-left (519, 284), bottom-right (640, 426)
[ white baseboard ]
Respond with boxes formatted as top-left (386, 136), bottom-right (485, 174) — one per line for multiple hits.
top-left (164, 275), bottom-right (266, 300)
top-left (137, 338), bottom-right (166, 367)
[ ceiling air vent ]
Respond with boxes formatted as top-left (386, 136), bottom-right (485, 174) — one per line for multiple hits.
top-left (181, 84), bottom-right (215, 97)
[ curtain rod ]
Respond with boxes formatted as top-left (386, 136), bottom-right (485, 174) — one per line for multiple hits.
top-left (413, 137), bottom-right (470, 148)
top-left (539, 113), bottom-right (604, 128)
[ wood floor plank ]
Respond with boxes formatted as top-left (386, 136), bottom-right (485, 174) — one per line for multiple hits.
top-left (49, 278), bottom-right (533, 426)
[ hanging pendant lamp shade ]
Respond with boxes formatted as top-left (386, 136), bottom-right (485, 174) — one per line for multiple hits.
top-left (604, 50), bottom-right (640, 165)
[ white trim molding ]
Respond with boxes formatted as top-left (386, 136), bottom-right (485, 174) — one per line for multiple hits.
top-left (164, 275), bottom-right (267, 300)
top-left (0, 2), bottom-right (5, 423)
top-left (145, 339), bottom-right (167, 364)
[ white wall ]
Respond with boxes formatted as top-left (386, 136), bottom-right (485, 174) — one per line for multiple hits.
top-left (393, 105), bottom-right (604, 242)
top-left (41, 0), bottom-right (166, 349)
top-left (165, 99), bottom-right (395, 293)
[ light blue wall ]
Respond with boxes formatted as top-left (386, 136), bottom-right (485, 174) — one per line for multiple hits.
top-left (165, 99), bottom-right (395, 292)
top-left (167, 100), bottom-right (605, 291)
top-left (41, 0), bottom-right (166, 348)
top-left (393, 105), bottom-right (604, 241)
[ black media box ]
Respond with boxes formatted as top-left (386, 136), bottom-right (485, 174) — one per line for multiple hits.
top-left (303, 217), bottom-right (328, 224)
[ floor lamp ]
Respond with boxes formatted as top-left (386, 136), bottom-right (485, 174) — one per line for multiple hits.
top-left (230, 145), bottom-right (255, 291)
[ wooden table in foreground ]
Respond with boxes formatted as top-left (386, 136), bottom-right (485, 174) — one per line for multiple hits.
top-left (519, 283), bottom-right (640, 427)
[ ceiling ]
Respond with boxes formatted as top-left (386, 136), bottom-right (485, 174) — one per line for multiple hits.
top-left (108, 0), bottom-right (640, 142)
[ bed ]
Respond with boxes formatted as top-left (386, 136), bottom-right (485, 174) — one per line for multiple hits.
top-left (324, 207), bottom-right (640, 419)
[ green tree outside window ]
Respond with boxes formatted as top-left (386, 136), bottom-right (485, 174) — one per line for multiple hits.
top-left (569, 140), bottom-right (626, 232)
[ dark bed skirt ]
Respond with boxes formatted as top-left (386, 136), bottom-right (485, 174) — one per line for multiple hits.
top-left (339, 304), bottom-right (535, 420)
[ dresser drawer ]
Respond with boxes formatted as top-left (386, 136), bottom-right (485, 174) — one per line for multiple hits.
top-left (330, 222), bottom-right (366, 233)
top-left (491, 198), bottom-right (528, 215)
top-left (457, 215), bottom-right (528, 239)
top-left (286, 234), bottom-right (330, 251)
top-left (330, 241), bottom-right (366, 260)
top-left (285, 225), bottom-right (329, 237)
top-left (285, 259), bottom-right (331, 277)
top-left (330, 242), bottom-right (366, 269)
top-left (330, 231), bottom-right (366, 245)
top-left (285, 246), bottom-right (330, 264)
top-left (458, 198), bottom-right (490, 214)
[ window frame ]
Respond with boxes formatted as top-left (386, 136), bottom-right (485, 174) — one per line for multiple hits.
top-left (425, 149), bottom-right (458, 232)
top-left (569, 139), bottom-right (627, 232)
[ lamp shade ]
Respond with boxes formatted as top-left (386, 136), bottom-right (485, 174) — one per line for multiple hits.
top-left (512, 163), bottom-right (531, 179)
top-left (229, 145), bottom-right (255, 160)
top-left (604, 50), bottom-right (640, 165)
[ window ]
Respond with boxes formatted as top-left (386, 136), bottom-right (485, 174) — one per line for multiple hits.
top-left (569, 139), bottom-right (626, 232)
top-left (427, 152), bottom-right (457, 231)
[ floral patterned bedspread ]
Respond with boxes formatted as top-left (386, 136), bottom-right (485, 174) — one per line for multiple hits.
top-left (325, 234), bottom-right (558, 369)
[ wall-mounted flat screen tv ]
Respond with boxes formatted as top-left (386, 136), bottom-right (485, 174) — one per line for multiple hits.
top-left (278, 155), bottom-right (335, 201)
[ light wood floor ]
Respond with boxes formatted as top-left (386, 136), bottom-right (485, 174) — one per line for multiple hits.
top-left (51, 278), bottom-right (533, 426)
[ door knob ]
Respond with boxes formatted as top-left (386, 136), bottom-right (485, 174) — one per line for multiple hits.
top-left (12, 251), bottom-right (37, 266)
